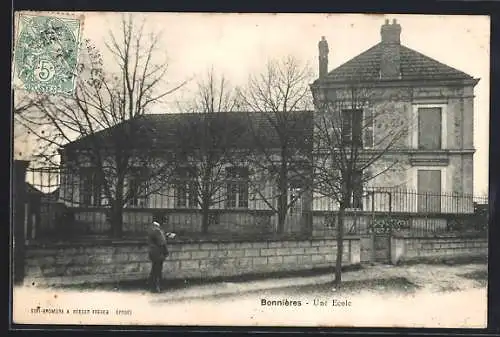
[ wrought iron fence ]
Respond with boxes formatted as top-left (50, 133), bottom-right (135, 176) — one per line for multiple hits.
top-left (25, 166), bottom-right (488, 213)
top-left (21, 165), bottom-right (489, 239)
top-left (25, 165), bottom-right (276, 210)
top-left (312, 187), bottom-right (488, 214)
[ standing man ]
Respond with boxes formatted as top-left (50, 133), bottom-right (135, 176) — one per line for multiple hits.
top-left (147, 221), bottom-right (175, 293)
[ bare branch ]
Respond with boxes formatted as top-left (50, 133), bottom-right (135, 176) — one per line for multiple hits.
top-left (175, 68), bottom-right (244, 233)
top-left (311, 79), bottom-right (412, 210)
top-left (16, 17), bottom-right (188, 237)
top-left (237, 55), bottom-right (314, 233)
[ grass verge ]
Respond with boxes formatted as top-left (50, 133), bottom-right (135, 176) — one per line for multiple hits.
top-left (41, 264), bottom-right (363, 292)
top-left (395, 255), bottom-right (487, 266)
top-left (274, 276), bottom-right (420, 296)
top-left (157, 277), bottom-right (420, 303)
top-left (458, 270), bottom-right (488, 287)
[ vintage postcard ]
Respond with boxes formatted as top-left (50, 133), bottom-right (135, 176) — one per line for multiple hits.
top-left (11, 12), bottom-right (489, 328)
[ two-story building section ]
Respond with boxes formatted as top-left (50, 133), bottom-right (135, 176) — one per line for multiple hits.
top-left (310, 19), bottom-right (479, 214)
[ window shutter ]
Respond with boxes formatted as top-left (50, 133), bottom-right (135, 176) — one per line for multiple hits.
top-left (79, 170), bottom-right (87, 206)
top-left (363, 108), bottom-right (374, 148)
top-left (417, 169), bottom-right (442, 212)
top-left (341, 110), bottom-right (351, 144)
top-left (418, 107), bottom-right (442, 150)
top-left (94, 170), bottom-right (103, 206)
top-left (352, 109), bottom-right (363, 147)
top-left (327, 110), bottom-right (342, 148)
top-left (341, 109), bottom-right (363, 147)
top-left (189, 180), bottom-right (198, 208)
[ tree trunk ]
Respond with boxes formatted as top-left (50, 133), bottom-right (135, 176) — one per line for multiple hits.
top-left (200, 165), bottom-right (212, 235)
top-left (277, 195), bottom-right (287, 234)
top-left (302, 188), bottom-right (313, 236)
top-left (110, 176), bottom-right (125, 238)
top-left (201, 200), bottom-right (210, 234)
top-left (110, 202), bottom-right (124, 238)
top-left (335, 205), bottom-right (345, 287)
top-left (277, 159), bottom-right (288, 234)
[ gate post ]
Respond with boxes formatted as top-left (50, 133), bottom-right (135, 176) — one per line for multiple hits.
top-left (13, 160), bottom-right (30, 285)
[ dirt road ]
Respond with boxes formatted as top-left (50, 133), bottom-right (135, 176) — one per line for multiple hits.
top-left (13, 263), bottom-right (487, 328)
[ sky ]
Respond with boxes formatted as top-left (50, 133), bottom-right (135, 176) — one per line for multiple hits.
top-left (14, 13), bottom-right (490, 195)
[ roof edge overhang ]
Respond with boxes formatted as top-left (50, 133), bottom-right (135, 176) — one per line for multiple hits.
top-left (310, 77), bottom-right (480, 89)
top-left (60, 110), bottom-right (316, 151)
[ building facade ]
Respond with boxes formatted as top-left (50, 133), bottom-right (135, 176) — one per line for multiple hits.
top-left (57, 111), bottom-right (313, 235)
top-left (49, 19), bottom-right (479, 236)
top-left (310, 19), bottom-right (479, 214)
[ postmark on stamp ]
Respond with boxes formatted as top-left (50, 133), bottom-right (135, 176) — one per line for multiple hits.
top-left (12, 12), bottom-right (84, 96)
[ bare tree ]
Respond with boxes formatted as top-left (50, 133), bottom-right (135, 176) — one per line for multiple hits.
top-left (13, 92), bottom-right (48, 116)
top-left (238, 55), bottom-right (314, 234)
top-left (13, 90), bottom-right (52, 162)
top-left (176, 68), bottom-right (245, 234)
top-left (16, 15), bottom-right (187, 237)
top-left (311, 79), bottom-right (410, 286)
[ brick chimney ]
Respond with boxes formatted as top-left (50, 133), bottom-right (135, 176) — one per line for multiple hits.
top-left (318, 36), bottom-right (329, 79)
top-left (380, 19), bottom-right (401, 79)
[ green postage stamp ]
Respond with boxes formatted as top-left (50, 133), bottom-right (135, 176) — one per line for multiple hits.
top-left (12, 12), bottom-right (83, 96)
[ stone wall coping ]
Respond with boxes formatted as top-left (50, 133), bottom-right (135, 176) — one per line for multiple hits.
top-left (70, 207), bottom-right (276, 215)
top-left (392, 233), bottom-right (487, 240)
top-left (309, 210), bottom-right (478, 218)
top-left (26, 235), bottom-right (360, 249)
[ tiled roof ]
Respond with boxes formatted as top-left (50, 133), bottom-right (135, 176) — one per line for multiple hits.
top-left (324, 42), bottom-right (475, 82)
top-left (62, 111), bottom-right (314, 152)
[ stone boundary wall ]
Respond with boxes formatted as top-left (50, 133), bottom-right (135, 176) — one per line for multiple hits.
top-left (24, 237), bottom-right (361, 286)
top-left (391, 235), bottom-right (487, 264)
top-left (70, 209), bottom-right (275, 236)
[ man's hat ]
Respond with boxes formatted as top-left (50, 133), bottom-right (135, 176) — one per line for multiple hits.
top-left (152, 221), bottom-right (161, 227)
